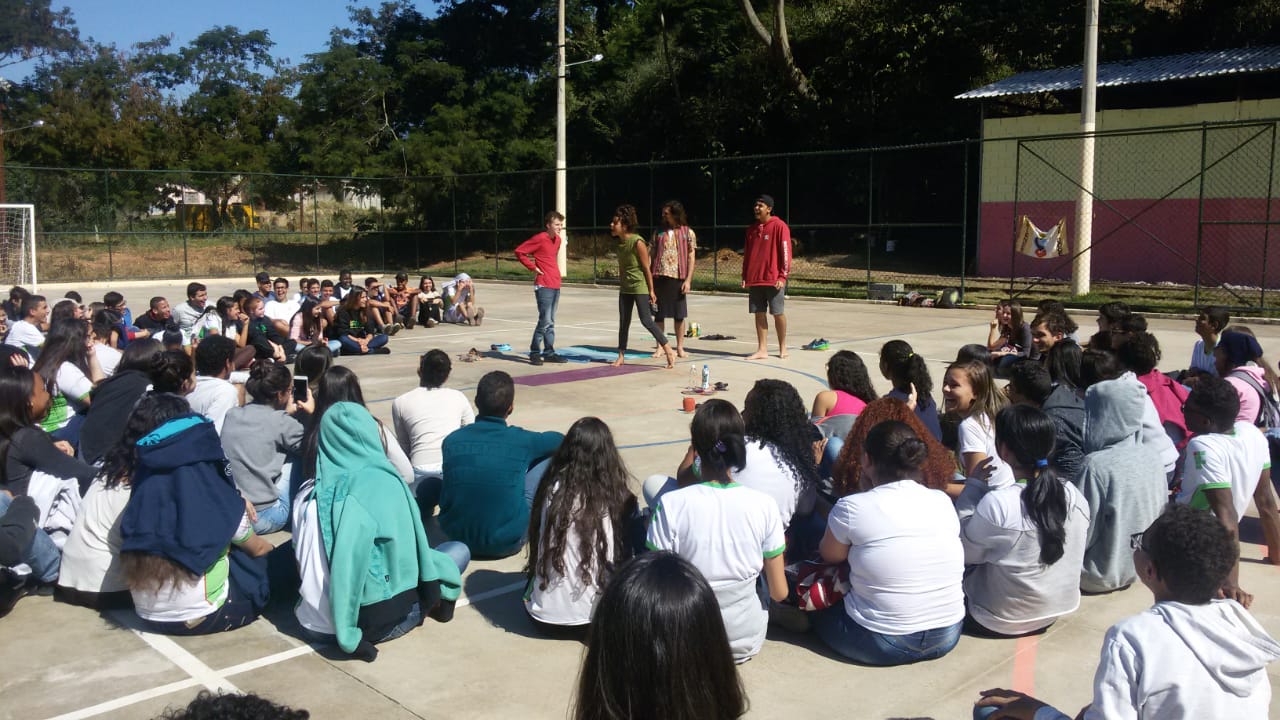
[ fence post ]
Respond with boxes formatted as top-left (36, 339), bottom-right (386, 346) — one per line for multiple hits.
top-left (1010, 142), bottom-right (1022, 297)
top-left (961, 142), bottom-right (970, 301)
top-left (712, 160), bottom-right (718, 292)
top-left (592, 168), bottom-right (598, 283)
top-left (1194, 125), bottom-right (1208, 307)
top-left (866, 150), bottom-right (874, 296)
top-left (452, 179), bottom-right (459, 276)
top-left (313, 179), bottom-right (321, 271)
top-left (1261, 122), bottom-right (1277, 311)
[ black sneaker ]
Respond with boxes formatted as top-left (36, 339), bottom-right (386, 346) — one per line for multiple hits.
top-left (529, 354), bottom-right (544, 366)
top-left (372, 346), bottom-right (391, 355)
top-left (543, 353), bottom-right (568, 364)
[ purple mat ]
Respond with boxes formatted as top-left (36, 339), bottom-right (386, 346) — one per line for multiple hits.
top-left (514, 363), bottom-right (657, 387)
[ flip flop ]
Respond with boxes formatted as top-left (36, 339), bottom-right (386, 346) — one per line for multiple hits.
top-left (490, 343), bottom-right (512, 352)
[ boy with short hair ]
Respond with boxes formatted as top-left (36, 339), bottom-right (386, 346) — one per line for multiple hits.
top-left (1186, 306), bottom-right (1230, 380)
top-left (388, 272), bottom-right (420, 330)
top-left (975, 504), bottom-right (1280, 719)
top-left (1176, 377), bottom-right (1280, 607)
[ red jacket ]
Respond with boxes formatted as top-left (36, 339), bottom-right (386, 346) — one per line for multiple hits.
top-left (514, 231), bottom-right (563, 290)
top-left (742, 216), bottom-right (791, 287)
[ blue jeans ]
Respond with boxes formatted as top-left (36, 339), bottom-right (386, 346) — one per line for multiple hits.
top-left (251, 462), bottom-right (294, 535)
top-left (337, 333), bottom-right (388, 355)
top-left (812, 606), bottom-right (962, 666)
top-left (0, 493), bottom-right (60, 583)
top-left (531, 286), bottom-right (559, 355)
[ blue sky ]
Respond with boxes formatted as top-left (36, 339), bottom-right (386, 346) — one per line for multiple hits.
top-left (6, 0), bottom-right (440, 81)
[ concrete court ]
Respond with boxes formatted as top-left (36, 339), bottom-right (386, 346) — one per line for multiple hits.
top-left (5, 277), bottom-right (1280, 720)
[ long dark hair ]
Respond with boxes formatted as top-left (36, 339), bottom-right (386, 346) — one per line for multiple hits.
top-left (302, 365), bottom-right (381, 476)
top-left (245, 361), bottom-right (291, 405)
top-left (295, 298), bottom-right (323, 341)
top-left (825, 350), bottom-right (878, 403)
top-left (339, 287), bottom-right (365, 315)
top-left (880, 339), bottom-right (933, 401)
top-left (995, 405), bottom-right (1069, 566)
top-left (997, 299), bottom-right (1025, 337)
top-left (32, 318), bottom-right (92, 383)
top-left (690, 399), bottom-right (747, 480)
top-left (575, 552), bottom-right (746, 720)
top-left (1044, 340), bottom-right (1082, 389)
top-left (99, 394), bottom-right (191, 490)
top-left (526, 417), bottom-right (637, 593)
top-left (862, 420), bottom-right (929, 484)
top-left (741, 379), bottom-right (820, 493)
top-left (0, 366), bottom-right (39, 485)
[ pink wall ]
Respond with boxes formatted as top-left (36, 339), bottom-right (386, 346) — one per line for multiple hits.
top-left (979, 198), bottom-right (1280, 288)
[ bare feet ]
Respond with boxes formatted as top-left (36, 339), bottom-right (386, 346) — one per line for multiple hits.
top-left (675, 348), bottom-right (689, 358)
top-left (664, 347), bottom-right (677, 369)
top-left (612, 356), bottom-right (625, 367)
top-left (746, 350), bottom-right (769, 360)
top-left (650, 348), bottom-right (665, 359)
top-left (778, 351), bottom-right (789, 359)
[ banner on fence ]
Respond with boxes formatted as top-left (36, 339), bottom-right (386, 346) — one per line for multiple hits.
top-left (1015, 216), bottom-right (1068, 259)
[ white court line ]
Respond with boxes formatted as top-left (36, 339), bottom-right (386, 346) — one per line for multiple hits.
top-left (49, 579), bottom-right (528, 719)
top-left (45, 677), bottom-right (204, 720)
top-left (127, 629), bottom-right (242, 694)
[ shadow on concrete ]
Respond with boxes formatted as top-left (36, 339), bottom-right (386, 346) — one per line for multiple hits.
top-left (464, 569), bottom-right (554, 642)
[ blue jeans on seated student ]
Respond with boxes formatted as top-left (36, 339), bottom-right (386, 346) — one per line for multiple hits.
top-left (251, 462), bottom-right (294, 536)
top-left (0, 493), bottom-right (60, 584)
top-left (812, 605), bottom-right (962, 666)
top-left (337, 334), bottom-right (388, 355)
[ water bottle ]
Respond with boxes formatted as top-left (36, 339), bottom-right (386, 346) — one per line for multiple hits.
top-left (688, 364), bottom-right (698, 390)
top-left (701, 364), bottom-right (710, 392)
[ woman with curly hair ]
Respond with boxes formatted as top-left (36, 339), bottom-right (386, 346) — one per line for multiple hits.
top-left (832, 398), bottom-right (956, 497)
top-left (524, 417), bottom-right (638, 637)
top-left (810, 350), bottom-right (877, 418)
top-left (741, 379), bottom-right (822, 529)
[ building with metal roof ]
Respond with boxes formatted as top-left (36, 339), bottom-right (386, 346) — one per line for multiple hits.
top-left (957, 45), bottom-right (1280, 100)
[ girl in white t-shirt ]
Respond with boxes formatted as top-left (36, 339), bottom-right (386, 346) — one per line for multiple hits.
top-left (741, 379), bottom-right (821, 529)
top-left (646, 399), bottom-right (789, 663)
top-left (524, 417), bottom-right (638, 636)
top-left (942, 359), bottom-right (1014, 515)
top-left (31, 319), bottom-right (104, 438)
top-left (962, 405), bottom-right (1089, 637)
top-left (816, 420), bottom-right (965, 665)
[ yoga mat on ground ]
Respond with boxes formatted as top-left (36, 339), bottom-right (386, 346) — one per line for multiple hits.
top-left (554, 345), bottom-right (653, 362)
top-left (514, 363), bottom-right (656, 387)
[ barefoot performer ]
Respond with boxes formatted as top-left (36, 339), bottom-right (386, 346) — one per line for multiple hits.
top-left (650, 200), bottom-right (696, 359)
top-left (612, 204), bottom-right (676, 368)
top-left (743, 194), bottom-right (791, 360)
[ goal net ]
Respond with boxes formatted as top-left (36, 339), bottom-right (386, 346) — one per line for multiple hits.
top-left (0, 204), bottom-right (37, 290)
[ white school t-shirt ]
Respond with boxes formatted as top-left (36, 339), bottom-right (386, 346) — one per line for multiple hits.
top-left (4, 319), bottom-right (45, 350)
top-left (93, 343), bottom-right (121, 377)
top-left (958, 414), bottom-right (1015, 489)
top-left (58, 478), bottom-right (132, 594)
top-left (292, 479), bottom-right (336, 635)
top-left (264, 299), bottom-right (300, 324)
top-left (827, 479), bottom-right (965, 635)
top-left (1178, 421), bottom-right (1271, 520)
top-left (647, 481), bottom-right (786, 660)
top-left (733, 439), bottom-right (804, 528)
top-left (131, 512), bottom-right (255, 623)
top-left (391, 386), bottom-right (475, 472)
top-left (524, 481), bottom-right (616, 626)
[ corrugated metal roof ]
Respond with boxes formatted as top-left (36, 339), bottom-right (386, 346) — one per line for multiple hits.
top-left (957, 45), bottom-right (1280, 99)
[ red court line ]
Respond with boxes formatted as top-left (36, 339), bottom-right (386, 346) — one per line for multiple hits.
top-left (1011, 633), bottom-right (1040, 694)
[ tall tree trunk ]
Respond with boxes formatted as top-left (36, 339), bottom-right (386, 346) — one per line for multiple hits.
top-left (735, 0), bottom-right (818, 101)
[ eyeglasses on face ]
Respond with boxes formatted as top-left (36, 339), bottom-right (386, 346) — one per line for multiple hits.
top-left (1129, 531), bottom-right (1149, 553)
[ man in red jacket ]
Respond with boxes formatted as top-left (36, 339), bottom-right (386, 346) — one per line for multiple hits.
top-left (742, 195), bottom-right (791, 359)
top-left (514, 211), bottom-right (568, 366)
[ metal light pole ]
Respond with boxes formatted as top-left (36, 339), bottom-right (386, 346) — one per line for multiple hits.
top-left (554, 0), bottom-right (602, 276)
top-left (1072, 0), bottom-right (1099, 297)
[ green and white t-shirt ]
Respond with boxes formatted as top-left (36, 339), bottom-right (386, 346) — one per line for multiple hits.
top-left (131, 512), bottom-right (256, 624)
top-left (1178, 421), bottom-right (1271, 519)
top-left (39, 362), bottom-right (94, 432)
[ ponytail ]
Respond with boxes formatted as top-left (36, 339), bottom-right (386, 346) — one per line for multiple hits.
top-left (995, 405), bottom-right (1069, 565)
top-left (699, 434), bottom-right (747, 477)
top-left (881, 340), bottom-right (934, 402)
top-left (690, 399), bottom-right (748, 479)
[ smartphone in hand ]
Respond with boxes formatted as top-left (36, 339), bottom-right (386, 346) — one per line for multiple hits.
top-left (293, 377), bottom-right (309, 404)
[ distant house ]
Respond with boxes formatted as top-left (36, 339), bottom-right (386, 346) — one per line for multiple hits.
top-left (957, 46), bottom-right (1280, 287)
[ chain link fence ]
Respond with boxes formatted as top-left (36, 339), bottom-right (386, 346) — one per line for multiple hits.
top-left (3, 119), bottom-right (1279, 315)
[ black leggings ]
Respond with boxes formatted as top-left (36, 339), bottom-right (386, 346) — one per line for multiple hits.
top-left (418, 302), bottom-right (442, 325)
top-left (618, 294), bottom-right (668, 352)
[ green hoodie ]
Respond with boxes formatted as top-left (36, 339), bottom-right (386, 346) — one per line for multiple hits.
top-left (315, 402), bottom-right (463, 654)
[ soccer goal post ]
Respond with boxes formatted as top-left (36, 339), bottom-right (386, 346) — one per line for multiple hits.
top-left (0, 204), bottom-right (37, 291)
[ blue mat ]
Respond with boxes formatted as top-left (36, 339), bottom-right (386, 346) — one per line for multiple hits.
top-left (556, 345), bottom-right (653, 363)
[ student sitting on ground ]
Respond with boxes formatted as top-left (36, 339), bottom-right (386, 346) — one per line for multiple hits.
top-left (387, 272), bottom-right (420, 330)
top-left (0, 485), bottom-right (50, 616)
top-left (31, 319), bottom-right (105, 446)
top-left (974, 504), bottom-right (1280, 720)
top-left (288, 298), bottom-right (340, 357)
top-left (1077, 356), bottom-right (1168, 594)
top-left (133, 297), bottom-right (179, 338)
top-left (1092, 301), bottom-right (1131, 351)
top-left (210, 296), bottom-right (256, 370)
top-left (1119, 331), bottom-right (1190, 452)
top-left (186, 336), bottom-right (241, 435)
top-left (574, 552), bottom-right (746, 720)
top-left (831, 398), bottom-right (956, 496)
top-left (1080, 349), bottom-right (1179, 482)
top-left (646, 399), bottom-right (789, 663)
top-left (961, 405), bottom-right (1089, 637)
top-left (362, 277), bottom-right (400, 334)
top-left (56, 393), bottom-right (191, 610)
top-left (442, 273), bottom-right (483, 325)
top-left (89, 309), bottom-right (122, 377)
top-left (263, 277), bottom-right (299, 336)
top-left (4, 294), bottom-right (48, 358)
top-left (243, 296), bottom-right (297, 363)
top-left (816, 420), bottom-right (965, 666)
top-left (880, 339), bottom-right (942, 440)
top-left (942, 359), bottom-right (1014, 513)
top-left (332, 289), bottom-right (390, 356)
top-left (1182, 305), bottom-right (1229, 382)
top-left (1215, 330), bottom-right (1276, 427)
top-left (301, 366), bottom-right (413, 484)
top-left (1175, 377), bottom-right (1280, 608)
top-left (78, 340), bottom-right (163, 464)
top-left (811, 350), bottom-right (878, 419)
top-left (222, 363), bottom-right (311, 536)
top-left (415, 276), bottom-right (443, 328)
top-left (1003, 359), bottom-right (1084, 483)
top-left (525, 417), bottom-right (638, 637)
top-left (392, 350), bottom-right (474, 485)
top-left (293, 401), bottom-right (466, 661)
top-left (119, 410), bottom-right (273, 635)
top-left (987, 299), bottom-right (1035, 377)
top-left (0, 364), bottom-right (98, 498)
top-left (425, 371), bottom-right (563, 558)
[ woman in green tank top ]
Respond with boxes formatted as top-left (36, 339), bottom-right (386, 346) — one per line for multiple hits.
top-left (612, 204), bottom-right (676, 368)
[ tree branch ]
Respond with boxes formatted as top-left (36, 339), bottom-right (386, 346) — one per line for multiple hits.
top-left (736, 0), bottom-right (773, 45)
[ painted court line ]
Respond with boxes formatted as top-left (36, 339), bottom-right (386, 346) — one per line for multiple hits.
top-left (46, 677), bottom-right (204, 720)
top-left (457, 580), bottom-right (526, 609)
top-left (1011, 633), bottom-right (1040, 694)
top-left (127, 629), bottom-right (242, 694)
